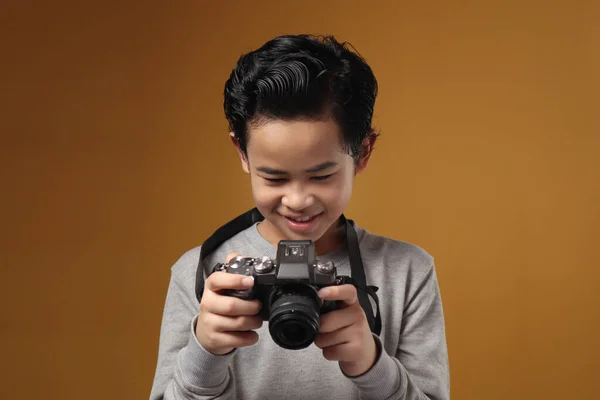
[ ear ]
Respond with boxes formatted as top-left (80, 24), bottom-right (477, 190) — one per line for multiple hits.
top-left (229, 132), bottom-right (250, 174)
top-left (355, 130), bottom-right (378, 174)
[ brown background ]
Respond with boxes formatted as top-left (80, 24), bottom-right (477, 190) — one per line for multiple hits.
top-left (1, 1), bottom-right (599, 399)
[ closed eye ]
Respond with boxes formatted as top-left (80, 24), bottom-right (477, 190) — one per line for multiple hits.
top-left (311, 174), bottom-right (334, 181)
top-left (263, 177), bottom-right (288, 183)
top-left (262, 174), bottom-right (334, 183)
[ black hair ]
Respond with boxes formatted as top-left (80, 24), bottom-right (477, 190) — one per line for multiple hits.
top-left (223, 34), bottom-right (379, 162)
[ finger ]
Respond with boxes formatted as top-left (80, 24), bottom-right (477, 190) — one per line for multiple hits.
top-left (210, 314), bottom-right (264, 332)
top-left (314, 327), bottom-right (353, 349)
top-left (201, 290), bottom-right (262, 316)
top-left (318, 306), bottom-right (363, 333)
top-left (318, 284), bottom-right (358, 306)
top-left (205, 271), bottom-right (254, 292)
top-left (321, 342), bottom-right (355, 362)
top-left (206, 330), bottom-right (260, 350)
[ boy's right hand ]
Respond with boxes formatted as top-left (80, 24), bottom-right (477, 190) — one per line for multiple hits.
top-left (195, 252), bottom-right (264, 355)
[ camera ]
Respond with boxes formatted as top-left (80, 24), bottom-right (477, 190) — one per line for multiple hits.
top-left (210, 240), bottom-right (351, 350)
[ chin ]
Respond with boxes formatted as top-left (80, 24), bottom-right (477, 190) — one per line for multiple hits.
top-left (283, 223), bottom-right (333, 244)
top-left (287, 229), bottom-right (325, 241)
top-left (267, 213), bottom-right (322, 239)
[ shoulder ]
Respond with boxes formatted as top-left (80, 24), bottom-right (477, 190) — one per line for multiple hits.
top-left (354, 224), bottom-right (443, 308)
top-left (355, 223), bottom-right (435, 282)
top-left (169, 246), bottom-right (202, 283)
top-left (358, 226), bottom-right (433, 265)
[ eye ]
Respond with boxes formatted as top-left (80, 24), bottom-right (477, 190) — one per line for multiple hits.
top-left (263, 177), bottom-right (288, 183)
top-left (311, 174), bottom-right (334, 181)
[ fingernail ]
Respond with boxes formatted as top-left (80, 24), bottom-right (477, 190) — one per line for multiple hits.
top-left (242, 276), bottom-right (254, 287)
top-left (318, 288), bottom-right (329, 299)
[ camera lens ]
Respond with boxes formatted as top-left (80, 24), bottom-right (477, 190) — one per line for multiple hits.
top-left (268, 284), bottom-right (321, 350)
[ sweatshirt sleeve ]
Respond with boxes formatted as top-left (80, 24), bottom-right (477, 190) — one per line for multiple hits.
top-left (345, 262), bottom-right (450, 400)
top-left (149, 261), bottom-right (238, 400)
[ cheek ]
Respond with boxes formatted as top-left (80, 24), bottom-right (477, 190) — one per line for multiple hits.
top-left (320, 175), bottom-right (354, 207)
top-left (249, 172), bottom-right (354, 210)
top-left (250, 178), bottom-right (280, 206)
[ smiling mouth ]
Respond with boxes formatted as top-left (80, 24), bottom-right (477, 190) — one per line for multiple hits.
top-left (288, 216), bottom-right (313, 222)
top-left (283, 213), bottom-right (321, 223)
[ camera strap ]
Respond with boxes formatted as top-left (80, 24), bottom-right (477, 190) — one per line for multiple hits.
top-left (194, 208), bottom-right (382, 336)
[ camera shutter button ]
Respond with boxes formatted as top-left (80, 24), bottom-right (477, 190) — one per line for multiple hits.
top-left (254, 256), bottom-right (273, 273)
top-left (229, 256), bottom-right (247, 269)
top-left (317, 261), bottom-right (334, 274)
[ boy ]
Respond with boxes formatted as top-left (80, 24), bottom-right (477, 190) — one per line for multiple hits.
top-left (150, 34), bottom-right (450, 399)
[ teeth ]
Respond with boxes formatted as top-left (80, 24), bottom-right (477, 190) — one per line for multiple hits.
top-left (292, 216), bottom-right (312, 222)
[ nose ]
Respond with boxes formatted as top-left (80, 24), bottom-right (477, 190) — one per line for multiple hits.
top-left (281, 185), bottom-right (314, 211)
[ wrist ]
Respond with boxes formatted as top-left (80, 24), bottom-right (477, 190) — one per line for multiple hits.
top-left (182, 315), bottom-right (237, 389)
top-left (194, 316), bottom-right (234, 355)
top-left (340, 335), bottom-right (379, 377)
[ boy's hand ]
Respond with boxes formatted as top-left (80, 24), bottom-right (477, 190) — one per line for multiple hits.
top-left (314, 284), bottom-right (378, 377)
top-left (195, 253), bottom-right (263, 355)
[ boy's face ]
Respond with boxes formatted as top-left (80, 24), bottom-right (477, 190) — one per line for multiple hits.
top-left (232, 115), bottom-right (372, 254)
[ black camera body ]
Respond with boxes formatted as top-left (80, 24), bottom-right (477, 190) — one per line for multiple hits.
top-left (211, 240), bottom-right (351, 350)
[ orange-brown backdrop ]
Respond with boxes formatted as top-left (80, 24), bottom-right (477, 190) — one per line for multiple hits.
top-left (1, 1), bottom-right (598, 399)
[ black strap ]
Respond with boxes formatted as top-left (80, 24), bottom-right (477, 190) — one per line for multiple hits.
top-left (341, 214), bottom-right (382, 336)
top-left (195, 208), bottom-right (382, 336)
top-left (194, 208), bottom-right (264, 302)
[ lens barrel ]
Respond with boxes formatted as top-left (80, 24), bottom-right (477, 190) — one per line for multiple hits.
top-left (268, 285), bottom-right (321, 350)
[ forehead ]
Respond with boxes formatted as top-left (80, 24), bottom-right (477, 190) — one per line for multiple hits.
top-left (246, 118), bottom-right (346, 167)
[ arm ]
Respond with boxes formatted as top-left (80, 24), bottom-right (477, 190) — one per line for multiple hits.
top-left (149, 266), bottom-right (238, 400)
top-left (345, 263), bottom-right (450, 400)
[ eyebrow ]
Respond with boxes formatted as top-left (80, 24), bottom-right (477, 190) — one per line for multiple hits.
top-left (256, 161), bottom-right (338, 175)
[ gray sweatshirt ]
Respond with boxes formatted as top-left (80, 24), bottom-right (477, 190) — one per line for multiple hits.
top-left (150, 221), bottom-right (450, 400)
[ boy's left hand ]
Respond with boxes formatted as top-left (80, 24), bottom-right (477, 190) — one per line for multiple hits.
top-left (314, 284), bottom-right (378, 377)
